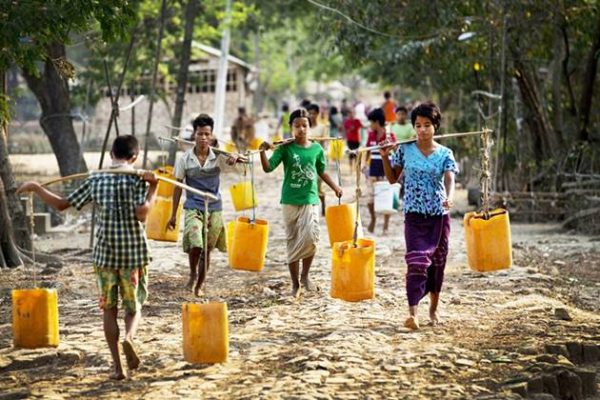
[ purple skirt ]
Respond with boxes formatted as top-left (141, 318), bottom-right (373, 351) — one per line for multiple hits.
top-left (404, 213), bottom-right (451, 306)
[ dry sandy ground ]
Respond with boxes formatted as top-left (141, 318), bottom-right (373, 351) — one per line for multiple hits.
top-left (1, 156), bottom-right (599, 399)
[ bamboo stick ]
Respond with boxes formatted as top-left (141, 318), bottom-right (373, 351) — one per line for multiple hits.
top-left (40, 169), bottom-right (218, 201)
top-left (350, 129), bottom-right (492, 154)
top-left (157, 136), bottom-right (249, 163)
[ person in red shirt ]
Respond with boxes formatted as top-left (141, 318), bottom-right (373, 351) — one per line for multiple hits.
top-left (343, 108), bottom-right (363, 169)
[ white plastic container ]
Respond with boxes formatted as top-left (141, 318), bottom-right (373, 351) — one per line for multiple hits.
top-left (374, 181), bottom-right (399, 214)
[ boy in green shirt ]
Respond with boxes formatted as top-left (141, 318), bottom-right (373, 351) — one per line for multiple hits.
top-left (389, 106), bottom-right (415, 141)
top-left (259, 108), bottom-right (342, 296)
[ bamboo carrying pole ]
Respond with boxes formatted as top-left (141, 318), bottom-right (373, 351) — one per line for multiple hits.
top-left (349, 129), bottom-right (493, 154)
top-left (157, 136), bottom-right (249, 163)
top-left (245, 136), bottom-right (344, 155)
top-left (41, 169), bottom-right (218, 201)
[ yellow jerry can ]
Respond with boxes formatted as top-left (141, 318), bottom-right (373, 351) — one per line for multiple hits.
top-left (155, 166), bottom-right (176, 198)
top-left (331, 238), bottom-right (375, 302)
top-left (464, 208), bottom-right (512, 272)
top-left (182, 302), bottom-right (228, 364)
top-left (248, 137), bottom-right (263, 150)
top-left (12, 288), bottom-right (59, 348)
top-left (325, 203), bottom-right (362, 247)
top-left (229, 181), bottom-right (258, 212)
top-left (328, 139), bottom-right (345, 161)
top-left (146, 196), bottom-right (182, 242)
top-left (224, 142), bottom-right (237, 153)
top-left (229, 217), bottom-right (269, 272)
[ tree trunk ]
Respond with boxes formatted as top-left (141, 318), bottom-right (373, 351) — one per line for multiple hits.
top-left (168, 0), bottom-right (201, 165)
top-left (551, 5), bottom-right (565, 147)
top-left (513, 58), bottom-right (557, 163)
top-left (21, 42), bottom-right (87, 177)
top-left (0, 126), bottom-right (24, 269)
top-left (577, 9), bottom-right (600, 142)
top-left (1, 70), bottom-right (31, 251)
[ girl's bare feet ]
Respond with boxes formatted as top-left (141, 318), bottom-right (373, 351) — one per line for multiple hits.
top-left (429, 310), bottom-right (440, 326)
top-left (291, 284), bottom-right (300, 297)
top-left (109, 369), bottom-right (126, 380)
top-left (300, 277), bottom-right (318, 292)
top-left (404, 316), bottom-right (420, 330)
top-left (186, 274), bottom-right (196, 290)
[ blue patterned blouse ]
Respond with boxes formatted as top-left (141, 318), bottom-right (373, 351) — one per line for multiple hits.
top-left (391, 142), bottom-right (459, 216)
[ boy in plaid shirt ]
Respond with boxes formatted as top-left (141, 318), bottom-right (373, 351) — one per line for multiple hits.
top-left (17, 135), bottom-right (157, 380)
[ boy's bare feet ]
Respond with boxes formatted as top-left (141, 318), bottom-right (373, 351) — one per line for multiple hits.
top-left (109, 370), bottom-right (126, 380)
top-left (291, 284), bottom-right (300, 297)
top-left (193, 284), bottom-right (204, 297)
top-left (186, 274), bottom-right (197, 290)
top-left (122, 339), bottom-right (140, 370)
top-left (300, 277), bottom-right (318, 292)
top-left (404, 316), bottom-right (420, 330)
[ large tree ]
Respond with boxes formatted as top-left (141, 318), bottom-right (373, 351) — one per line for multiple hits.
top-left (0, 0), bottom-right (138, 266)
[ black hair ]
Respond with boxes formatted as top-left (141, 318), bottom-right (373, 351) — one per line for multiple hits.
top-left (330, 106), bottom-right (338, 115)
top-left (282, 103), bottom-right (289, 112)
top-left (289, 108), bottom-right (312, 127)
top-left (111, 135), bottom-right (139, 160)
top-left (306, 103), bottom-right (320, 113)
top-left (384, 91), bottom-right (391, 99)
top-left (238, 107), bottom-right (246, 114)
top-left (410, 101), bottom-right (442, 132)
top-left (192, 113), bottom-right (214, 132)
top-left (395, 105), bottom-right (408, 113)
top-left (367, 108), bottom-right (386, 127)
top-left (300, 98), bottom-right (312, 109)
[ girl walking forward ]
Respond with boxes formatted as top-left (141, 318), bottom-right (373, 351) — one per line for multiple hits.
top-left (259, 108), bottom-right (343, 296)
top-left (380, 102), bottom-right (458, 330)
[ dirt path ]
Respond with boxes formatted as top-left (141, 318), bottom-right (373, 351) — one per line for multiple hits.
top-left (1, 163), bottom-right (599, 399)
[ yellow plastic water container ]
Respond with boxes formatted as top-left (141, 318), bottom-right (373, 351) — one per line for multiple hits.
top-left (329, 139), bottom-right (345, 161)
top-left (325, 203), bottom-right (362, 247)
top-left (248, 137), bottom-right (263, 150)
top-left (224, 142), bottom-right (237, 153)
top-left (229, 217), bottom-right (269, 272)
top-left (146, 196), bottom-right (182, 242)
top-left (331, 238), bottom-right (376, 302)
top-left (155, 166), bottom-right (176, 198)
top-left (12, 288), bottom-right (59, 348)
top-left (226, 221), bottom-right (235, 267)
top-left (464, 208), bottom-right (512, 272)
top-left (229, 181), bottom-right (258, 211)
top-left (182, 302), bottom-right (228, 364)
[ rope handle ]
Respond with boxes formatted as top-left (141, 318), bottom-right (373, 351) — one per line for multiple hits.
top-left (352, 154), bottom-right (362, 248)
top-left (479, 128), bottom-right (493, 215)
top-left (28, 194), bottom-right (37, 288)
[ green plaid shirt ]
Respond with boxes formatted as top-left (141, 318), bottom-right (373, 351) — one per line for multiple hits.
top-left (68, 171), bottom-right (150, 269)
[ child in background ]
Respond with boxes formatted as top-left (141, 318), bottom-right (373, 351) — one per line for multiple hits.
top-left (17, 135), bottom-right (157, 380)
top-left (389, 106), bottom-right (415, 141)
top-left (259, 108), bottom-right (343, 296)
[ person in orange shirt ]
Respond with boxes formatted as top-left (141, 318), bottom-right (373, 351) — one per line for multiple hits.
top-left (382, 91), bottom-right (397, 124)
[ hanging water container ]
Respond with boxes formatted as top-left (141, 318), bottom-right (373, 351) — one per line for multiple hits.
top-left (12, 288), bottom-right (59, 348)
top-left (229, 217), bottom-right (269, 272)
top-left (224, 142), bottom-right (237, 153)
top-left (248, 137), bottom-right (263, 150)
top-left (464, 208), bottom-right (512, 272)
top-left (182, 302), bottom-right (228, 364)
top-left (331, 238), bottom-right (376, 302)
top-left (155, 166), bottom-right (176, 198)
top-left (374, 182), bottom-right (399, 214)
top-left (325, 203), bottom-right (363, 247)
top-left (146, 196), bottom-right (182, 242)
top-left (229, 181), bottom-right (258, 212)
top-left (328, 140), bottom-right (345, 161)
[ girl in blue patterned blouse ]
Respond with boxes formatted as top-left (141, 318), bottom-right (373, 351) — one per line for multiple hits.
top-left (380, 101), bottom-right (458, 330)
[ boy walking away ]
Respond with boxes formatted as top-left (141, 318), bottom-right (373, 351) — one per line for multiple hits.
top-left (167, 114), bottom-right (241, 297)
top-left (259, 108), bottom-right (343, 297)
top-left (365, 108), bottom-right (396, 234)
top-left (343, 108), bottom-right (363, 169)
top-left (17, 135), bottom-right (157, 380)
top-left (390, 106), bottom-right (415, 141)
top-left (382, 91), bottom-right (397, 124)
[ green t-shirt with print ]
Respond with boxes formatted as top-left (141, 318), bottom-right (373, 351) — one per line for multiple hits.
top-left (267, 142), bottom-right (326, 205)
top-left (390, 123), bottom-right (415, 141)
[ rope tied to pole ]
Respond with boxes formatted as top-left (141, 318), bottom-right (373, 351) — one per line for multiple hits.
top-left (352, 154), bottom-right (363, 248)
top-left (335, 156), bottom-right (342, 206)
top-left (479, 128), bottom-right (494, 217)
top-left (28, 194), bottom-right (37, 288)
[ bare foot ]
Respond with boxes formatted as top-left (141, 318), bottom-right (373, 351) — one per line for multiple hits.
top-left (186, 274), bottom-right (197, 290)
top-left (368, 220), bottom-right (375, 233)
top-left (109, 370), bottom-right (126, 380)
top-left (122, 339), bottom-right (140, 370)
top-left (291, 285), bottom-right (300, 298)
top-left (429, 311), bottom-right (440, 326)
top-left (193, 284), bottom-right (204, 297)
top-left (300, 277), bottom-right (318, 292)
top-left (404, 316), bottom-right (420, 330)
